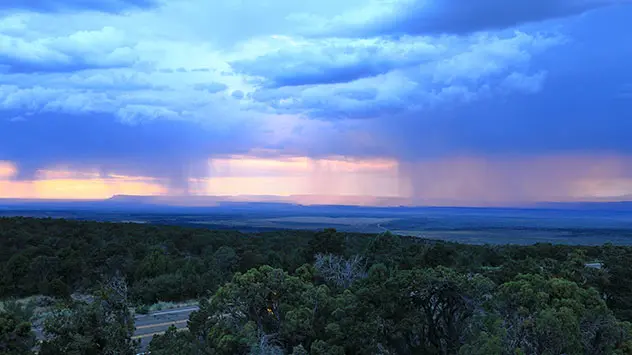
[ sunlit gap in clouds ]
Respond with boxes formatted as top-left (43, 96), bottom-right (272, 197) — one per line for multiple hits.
top-left (0, 155), bottom-right (406, 203)
top-left (193, 155), bottom-right (404, 200)
top-left (0, 160), bottom-right (165, 199)
top-left (2, 154), bottom-right (632, 206)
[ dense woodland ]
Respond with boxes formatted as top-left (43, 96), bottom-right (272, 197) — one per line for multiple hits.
top-left (2, 217), bottom-right (632, 354)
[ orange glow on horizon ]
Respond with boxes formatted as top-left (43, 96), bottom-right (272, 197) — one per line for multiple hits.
top-left (35, 169), bottom-right (101, 180)
top-left (1, 154), bottom-right (632, 205)
top-left (0, 166), bottom-right (167, 199)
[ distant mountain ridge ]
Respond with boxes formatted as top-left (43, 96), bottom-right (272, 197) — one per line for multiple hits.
top-left (106, 194), bottom-right (414, 207)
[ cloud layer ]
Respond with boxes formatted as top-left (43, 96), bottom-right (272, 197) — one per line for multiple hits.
top-left (334, 0), bottom-right (627, 36)
top-left (0, 0), bottom-right (158, 14)
top-left (1, 0), bottom-right (632, 201)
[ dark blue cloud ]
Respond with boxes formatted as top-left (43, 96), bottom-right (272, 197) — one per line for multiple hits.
top-left (344, 0), bottom-right (626, 36)
top-left (231, 90), bottom-right (244, 99)
top-left (238, 60), bottom-right (392, 88)
top-left (240, 31), bottom-right (562, 114)
top-left (0, 0), bottom-right (158, 13)
top-left (231, 40), bottom-right (439, 88)
top-left (0, 55), bottom-right (136, 75)
top-left (372, 20), bottom-right (632, 160)
top-left (193, 82), bottom-right (228, 93)
top-left (0, 113), bottom-right (257, 189)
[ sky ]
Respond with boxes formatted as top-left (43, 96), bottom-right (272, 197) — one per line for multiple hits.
top-left (1, 0), bottom-right (631, 206)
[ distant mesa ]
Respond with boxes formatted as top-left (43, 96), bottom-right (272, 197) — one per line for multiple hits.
top-left (105, 194), bottom-right (414, 207)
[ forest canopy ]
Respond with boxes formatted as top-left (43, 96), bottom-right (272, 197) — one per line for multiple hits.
top-left (2, 217), bottom-right (632, 354)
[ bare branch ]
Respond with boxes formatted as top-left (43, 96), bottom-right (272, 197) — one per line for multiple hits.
top-left (314, 253), bottom-right (367, 288)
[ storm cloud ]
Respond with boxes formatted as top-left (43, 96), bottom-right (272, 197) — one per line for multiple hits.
top-left (0, 112), bottom-right (260, 191)
top-left (1, 0), bottom-right (632, 201)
